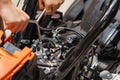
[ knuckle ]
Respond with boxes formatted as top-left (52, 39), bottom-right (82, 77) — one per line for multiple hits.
top-left (26, 15), bottom-right (30, 20)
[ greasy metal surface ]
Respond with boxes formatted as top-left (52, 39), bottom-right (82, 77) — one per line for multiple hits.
top-left (81, 0), bottom-right (110, 32)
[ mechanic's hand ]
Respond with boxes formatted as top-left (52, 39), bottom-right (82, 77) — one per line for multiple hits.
top-left (38, 0), bottom-right (64, 15)
top-left (0, 0), bottom-right (30, 32)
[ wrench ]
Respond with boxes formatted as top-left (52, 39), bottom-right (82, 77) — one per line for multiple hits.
top-left (29, 9), bottom-right (46, 53)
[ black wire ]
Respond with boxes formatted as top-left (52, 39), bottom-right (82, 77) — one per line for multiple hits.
top-left (17, 0), bottom-right (21, 7)
top-left (88, 48), bottom-right (95, 67)
top-left (56, 27), bottom-right (85, 38)
top-left (42, 37), bottom-right (56, 47)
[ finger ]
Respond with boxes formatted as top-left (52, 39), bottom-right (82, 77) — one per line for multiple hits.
top-left (6, 24), bottom-right (14, 30)
top-left (11, 26), bottom-right (17, 32)
top-left (11, 23), bottom-right (21, 32)
top-left (52, 4), bottom-right (60, 13)
top-left (6, 25), bottom-right (15, 32)
top-left (19, 20), bottom-right (29, 32)
top-left (16, 23), bottom-right (23, 32)
top-left (44, 0), bottom-right (53, 15)
top-left (38, 0), bottom-right (45, 10)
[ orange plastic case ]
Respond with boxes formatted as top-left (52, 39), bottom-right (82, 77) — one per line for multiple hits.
top-left (0, 30), bottom-right (4, 44)
top-left (0, 30), bottom-right (35, 80)
top-left (0, 47), bottom-right (34, 80)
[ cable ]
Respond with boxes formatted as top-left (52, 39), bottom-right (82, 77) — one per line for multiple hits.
top-left (55, 27), bottom-right (85, 38)
top-left (42, 37), bottom-right (56, 48)
top-left (17, 0), bottom-right (21, 7)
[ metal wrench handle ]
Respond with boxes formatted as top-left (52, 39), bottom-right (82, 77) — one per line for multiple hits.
top-left (37, 9), bottom-right (46, 22)
top-left (29, 9), bottom-right (46, 53)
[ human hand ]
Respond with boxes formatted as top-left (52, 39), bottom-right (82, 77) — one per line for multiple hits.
top-left (0, 0), bottom-right (30, 32)
top-left (38, 0), bottom-right (64, 15)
